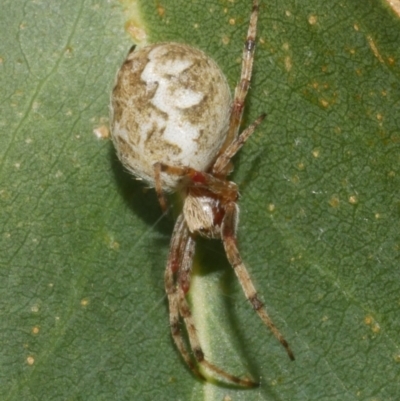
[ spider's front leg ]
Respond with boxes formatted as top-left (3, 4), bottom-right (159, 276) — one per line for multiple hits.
top-left (217, 0), bottom-right (260, 156)
top-left (221, 202), bottom-right (295, 361)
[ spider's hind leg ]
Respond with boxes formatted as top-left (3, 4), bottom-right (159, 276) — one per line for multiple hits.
top-left (214, 0), bottom-right (260, 165)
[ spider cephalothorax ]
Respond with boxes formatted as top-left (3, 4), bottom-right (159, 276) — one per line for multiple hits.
top-left (110, 0), bottom-right (294, 387)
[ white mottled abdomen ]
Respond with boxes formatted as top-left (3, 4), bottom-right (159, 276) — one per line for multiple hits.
top-left (110, 42), bottom-right (231, 191)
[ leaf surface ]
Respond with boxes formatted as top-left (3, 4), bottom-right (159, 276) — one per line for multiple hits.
top-left (1, 0), bottom-right (400, 400)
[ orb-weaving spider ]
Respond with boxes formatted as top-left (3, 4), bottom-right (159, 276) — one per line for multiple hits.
top-left (110, 0), bottom-right (294, 387)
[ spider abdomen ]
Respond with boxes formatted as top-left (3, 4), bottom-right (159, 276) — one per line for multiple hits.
top-left (110, 43), bottom-right (232, 191)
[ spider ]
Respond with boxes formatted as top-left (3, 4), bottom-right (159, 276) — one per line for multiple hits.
top-left (110, 0), bottom-right (294, 387)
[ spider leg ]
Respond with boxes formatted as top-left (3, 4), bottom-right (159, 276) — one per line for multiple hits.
top-left (166, 214), bottom-right (256, 386)
top-left (221, 202), bottom-right (295, 361)
top-left (215, 0), bottom-right (260, 160)
top-left (213, 113), bottom-right (266, 176)
top-left (156, 163), bottom-right (238, 202)
top-left (154, 162), bottom-right (169, 212)
top-left (165, 214), bottom-right (204, 380)
top-left (176, 286), bottom-right (257, 387)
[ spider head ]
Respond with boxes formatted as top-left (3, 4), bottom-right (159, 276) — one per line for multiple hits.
top-left (183, 188), bottom-right (225, 239)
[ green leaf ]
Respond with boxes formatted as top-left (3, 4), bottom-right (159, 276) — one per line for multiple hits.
top-left (1, 0), bottom-right (400, 400)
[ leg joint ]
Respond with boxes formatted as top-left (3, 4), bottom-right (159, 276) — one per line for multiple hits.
top-left (193, 347), bottom-right (204, 362)
top-left (249, 294), bottom-right (263, 311)
top-left (245, 39), bottom-right (256, 52)
top-left (171, 321), bottom-right (180, 336)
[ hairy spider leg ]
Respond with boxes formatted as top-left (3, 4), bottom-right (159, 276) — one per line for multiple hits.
top-left (165, 214), bottom-right (257, 386)
top-left (176, 267), bottom-right (257, 387)
top-left (154, 163), bottom-right (238, 203)
top-left (216, 0), bottom-right (260, 160)
top-left (221, 202), bottom-right (295, 361)
top-left (154, 162), bottom-right (169, 212)
top-left (213, 113), bottom-right (266, 176)
top-left (164, 215), bottom-right (202, 378)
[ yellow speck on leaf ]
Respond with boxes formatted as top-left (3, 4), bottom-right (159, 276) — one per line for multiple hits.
top-left (27, 356), bottom-right (35, 365)
top-left (312, 149), bottom-right (320, 158)
top-left (81, 298), bottom-right (89, 307)
top-left (308, 15), bottom-right (317, 25)
top-left (349, 195), bottom-right (358, 204)
top-left (329, 195), bottom-right (340, 208)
